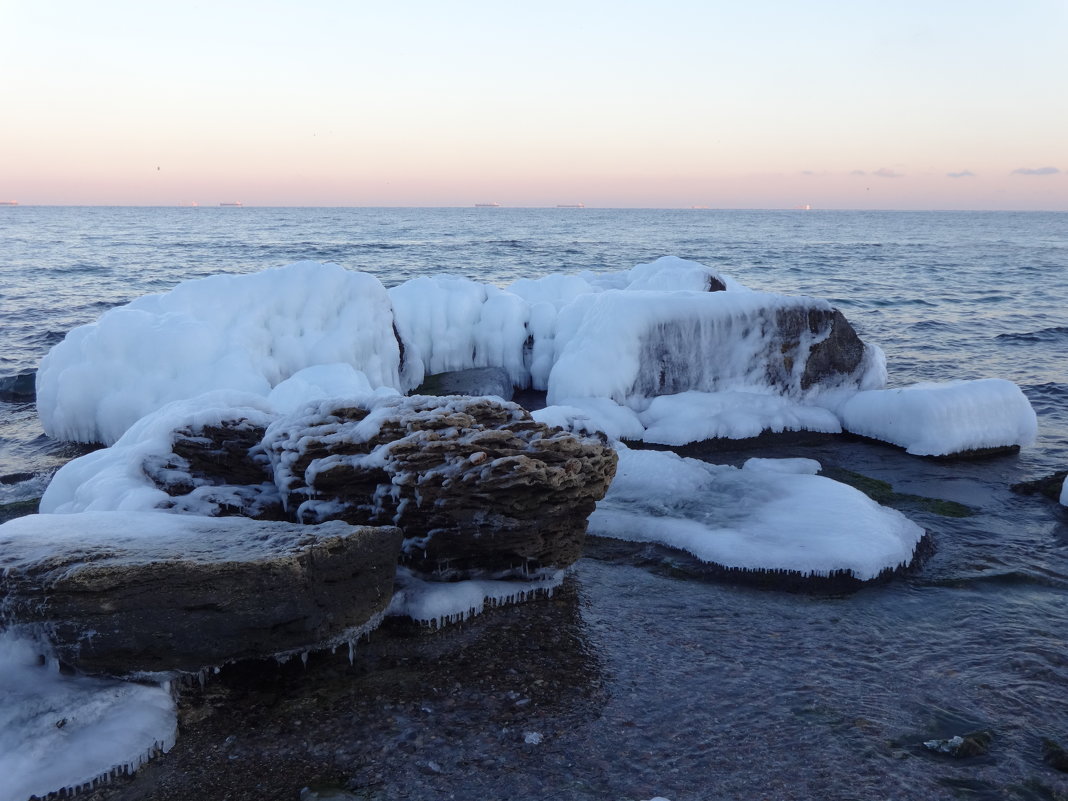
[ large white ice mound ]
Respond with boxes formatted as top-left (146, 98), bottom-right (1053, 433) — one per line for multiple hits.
top-left (1061, 476), bottom-right (1068, 506)
top-left (589, 446), bottom-right (924, 580)
top-left (389, 275), bottom-right (530, 390)
top-left (0, 632), bottom-right (175, 801)
top-left (37, 261), bottom-right (402, 445)
top-left (837, 379), bottom-right (1038, 456)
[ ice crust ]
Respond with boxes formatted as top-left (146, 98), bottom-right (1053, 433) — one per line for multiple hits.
top-left (590, 446), bottom-right (925, 580)
top-left (37, 256), bottom-right (886, 448)
top-left (388, 567), bottom-right (565, 629)
top-left (0, 632), bottom-right (176, 801)
top-left (837, 379), bottom-right (1038, 456)
top-left (37, 262), bottom-right (401, 445)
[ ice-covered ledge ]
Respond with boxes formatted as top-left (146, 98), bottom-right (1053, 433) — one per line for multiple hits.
top-left (837, 379), bottom-right (1038, 457)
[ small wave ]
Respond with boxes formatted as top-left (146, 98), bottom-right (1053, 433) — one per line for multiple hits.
top-left (995, 326), bottom-right (1068, 343)
top-left (0, 371), bottom-right (35, 402)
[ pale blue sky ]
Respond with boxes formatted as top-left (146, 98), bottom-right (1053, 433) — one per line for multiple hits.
top-left (2, 0), bottom-right (1065, 208)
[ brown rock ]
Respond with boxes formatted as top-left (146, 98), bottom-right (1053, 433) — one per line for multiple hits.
top-left (263, 396), bottom-right (618, 578)
top-left (0, 513), bottom-right (403, 676)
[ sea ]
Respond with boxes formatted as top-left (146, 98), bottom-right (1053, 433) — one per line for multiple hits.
top-left (1, 206), bottom-right (1067, 800)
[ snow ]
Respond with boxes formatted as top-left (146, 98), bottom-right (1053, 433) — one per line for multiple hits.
top-left (387, 567), bottom-right (564, 629)
top-left (0, 511), bottom-right (362, 572)
top-left (589, 446), bottom-right (924, 581)
top-left (36, 261), bottom-right (401, 445)
top-left (639, 390), bottom-right (841, 445)
top-left (267, 363), bottom-right (375, 414)
top-left (532, 398), bottom-right (645, 441)
top-left (837, 379), bottom-right (1038, 456)
top-left (389, 276), bottom-right (530, 390)
top-left (743, 457), bottom-right (823, 475)
top-left (40, 391), bottom-right (277, 515)
top-left (0, 631), bottom-right (176, 801)
top-left (546, 288), bottom-right (884, 406)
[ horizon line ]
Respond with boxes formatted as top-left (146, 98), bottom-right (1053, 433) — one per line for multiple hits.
top-left (3, 204), bottom-right (1066, 213)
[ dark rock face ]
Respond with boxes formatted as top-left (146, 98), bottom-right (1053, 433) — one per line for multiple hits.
top-left (263, 396), bottom-right (618, 578)
top-left (0, 515), bottom-right (403, 676)
top-left (415, 367), bottom-right (515, 401)
top-left (772, 307), bottom-right (866, 391)
top-left (631, 301), bottom-right (871, 399)
top-left (1011, 470), bottom-right (1067, 501)
top-left (143, 417), bottom-right (285, 520)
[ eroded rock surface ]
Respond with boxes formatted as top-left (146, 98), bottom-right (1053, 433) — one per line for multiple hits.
top-left (263, 395), bottom-right (618, 578)
top-left (0, 513), bottom-right (402, 675)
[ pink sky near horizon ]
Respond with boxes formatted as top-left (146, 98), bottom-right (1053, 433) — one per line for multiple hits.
top-left (2, 1), bottom-right (1065, 210)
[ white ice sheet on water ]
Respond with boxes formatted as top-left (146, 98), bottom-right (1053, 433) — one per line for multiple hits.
top-left (0, 632), bottom-right (176, 801)
top-left (589, 446), bottom-right (924, 580)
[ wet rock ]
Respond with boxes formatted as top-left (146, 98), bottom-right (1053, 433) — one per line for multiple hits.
top-left (0, 513), bottom-right (403, 675)
top-left (264, 395), bottom-right (617, 578)
top-left (1011, 471), bottom-right (1068, 502)
top-left (1043, 738), bottom-right (1068, 773)
top-left (922, 730), bottom-right (993, 758)
top-left (415, 367), bottom-right (514, 401)
top-left (0, 370), bottom-right (36, 402)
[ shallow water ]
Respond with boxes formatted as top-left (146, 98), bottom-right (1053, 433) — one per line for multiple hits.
top-left (2, 207), bottom-right (1067, 799)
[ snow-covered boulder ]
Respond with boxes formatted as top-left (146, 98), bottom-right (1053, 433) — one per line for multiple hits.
top-left (0, 513), bottom-right (403, 676)
top-left (36, 262), bottom-right (403, 445)
top-left (589, 446), bottom-right (925, 584)
top-left (262, 395), bottom-right (618, 579)
top-left (838, 379), bottom-right (1038, 456)
top-left (546, 290), bottom-right (885, 406)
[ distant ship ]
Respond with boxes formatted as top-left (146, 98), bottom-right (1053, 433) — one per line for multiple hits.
top-left (474, 202), bottom-right (501, 207)
top-left (220, 201), bottom-right (243, 207)
top-left (556, 203), bottom-right (585, 208)
top-left (0, 200), bottom-right (17, 206)
top-left (795, 204), bottom-right (813, 210)
top-left (690, 205), bottom-right (709, 210)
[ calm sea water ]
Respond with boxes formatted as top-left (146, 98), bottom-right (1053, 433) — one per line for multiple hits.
top-left (1, 207), bottom-right (1067, 799)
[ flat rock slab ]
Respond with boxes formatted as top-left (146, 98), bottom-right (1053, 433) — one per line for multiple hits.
top-left (0, 512), bottom-right (403, 676)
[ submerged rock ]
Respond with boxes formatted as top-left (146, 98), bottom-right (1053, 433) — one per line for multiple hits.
top-left (922, 730), bottom-right (993, 758)
top-left (263, 395), bottom-right (618, 578)
top-left (0, 512), bottom-right (402, 675)
top-left (1043, 738), bottom-right (1068, 773)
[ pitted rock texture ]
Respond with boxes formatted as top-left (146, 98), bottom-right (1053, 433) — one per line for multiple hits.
top-left (263, 395), bottom-right (618, 578)
top-left (143, 417), bottom-right (285, 520)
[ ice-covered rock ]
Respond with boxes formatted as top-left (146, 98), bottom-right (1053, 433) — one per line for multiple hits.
top-left (547, 290), bottom-right (885, 406)
top-left (262, 394), bottom-right (618, 578)
top-left (40, 391), bottom-right (280, 516)
top-left (589, 446), bottom-right (925, 582)
top-left (638, 390), bottom-right (842, 445)
top-left (36, 262), bottom-right (403, 445)
top-left (0, 513), bottom-right (402, 675)
top-left (389, 275), bottom-right (530, 391)
top-left (837, 379), bottom-right (1038, 456)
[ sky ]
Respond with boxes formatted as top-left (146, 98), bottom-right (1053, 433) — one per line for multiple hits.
top-left (1, 0), bottom-right (1066, 209)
